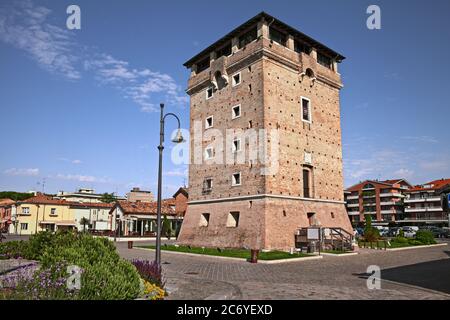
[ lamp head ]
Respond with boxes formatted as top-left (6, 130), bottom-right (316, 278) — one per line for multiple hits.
top-left (172, 129), bottom-right (185, 143)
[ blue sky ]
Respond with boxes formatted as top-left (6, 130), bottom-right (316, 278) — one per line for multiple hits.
top-left (1, 0), bottom-right (450, 197)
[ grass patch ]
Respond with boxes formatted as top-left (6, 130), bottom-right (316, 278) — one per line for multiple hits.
top-left (138, 245), bottom-right (311, 260)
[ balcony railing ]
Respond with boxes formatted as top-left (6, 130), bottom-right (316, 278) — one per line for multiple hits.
top-left (404, 207), bottom-right (443, 213)
top-left (404, 196), bottom-right (441, 203)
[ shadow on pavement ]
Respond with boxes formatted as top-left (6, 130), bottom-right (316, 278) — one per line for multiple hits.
top-left (381, 258), bottom-right (450, 294)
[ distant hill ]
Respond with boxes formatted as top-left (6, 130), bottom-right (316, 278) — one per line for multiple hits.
top-left (0, 191), bottom-right (34, 201)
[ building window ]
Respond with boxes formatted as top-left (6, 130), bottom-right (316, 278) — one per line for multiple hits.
top-left (205, 116), bottom-right (214, 129)
top-left (50, 208), bottom-right (57, 216)
top-left (216, 44), bottom-right (231, 58)
top-left (20, 223), bottom-right (28, 230)
top-left (232, 72), bottom-right (241, 86)
top-left (232, 105), bottom-right (241, 119)
top-left (301, 97), bottom-right (311, 123)
top-left (239, 27), bottom-right (257, 48)
top-left (22, 207), bottom-right (30, 215)
top-left (205, 147), bottom-right (214, 160)
top-left (294, 40), bottom-right (312, 55)
top-left (232, 172), bottom-right (241, 186)
top-left (303, 169), bottom-right (311, 198)
top-left (269, 27), bottom-right (287, 46)
top-left (199, 213), bottom-right (210, 227)
top-left (197, 57), bottom-right (210, 73)
top-left (307, 212), bottom-right (316, 226)
top-left (203, 177), bottom-right (213, 191)
top-left (226, 212), bottom-right (240, 228)
top-left (331, 212), bottom-right (335, 219)
top-left (317, 52), bottom-right (332, 69)
top-left (206, 87), bottom-right (214, 100)
top-left (232, 138), bottom-right (241, 153)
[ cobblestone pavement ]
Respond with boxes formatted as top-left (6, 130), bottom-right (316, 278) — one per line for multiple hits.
top-left (116, 240), bottom-right (450, 300)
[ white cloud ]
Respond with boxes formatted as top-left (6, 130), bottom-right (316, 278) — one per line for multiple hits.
top-left (71, 159), bottom-right (82, 164)
top-left (393, 168), bottom-right (414, 179)
top-left (0, 1), bottom-right (188, 112)
top-left (401, 136), bottom-right (438, 144)
top-left (55, 173), bottom-right (110, 184)
top-left (164, 169), bottom-right (188, 177)
top-left (0, 0), bottom-right (80, 79)
top-left (4, 168), bottom-right (40, 176)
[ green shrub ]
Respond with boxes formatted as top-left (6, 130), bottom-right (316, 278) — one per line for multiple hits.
top-left (415, 230), bottom-right (436, 245)
top-left (2, 231), bottom-right (141, 300)
top-left (407, 239), bottom-right (423, 246)
top-left (394, 236), bottom-right (408, 244)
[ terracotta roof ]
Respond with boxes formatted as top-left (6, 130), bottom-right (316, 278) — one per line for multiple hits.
top-left (407, 179), bottom-right (450, 192)
top-left (18, 194), bottom-right (70, 205)
top-left (0, 199), bottom-right (15, 206)
top-left (345, 179), bottom-right (411, 192)
top-left (112, 199), bottom-right (176, 216)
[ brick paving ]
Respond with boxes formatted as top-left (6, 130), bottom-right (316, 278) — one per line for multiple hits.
top-left (117, 240), bottom-right (450, 300)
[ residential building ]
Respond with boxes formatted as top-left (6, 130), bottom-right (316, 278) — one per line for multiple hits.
top-left (109, 199), bottom-right (182, 237)
top-left (126, 187), bottom-right (154, 203)
top-left (177, 12), bottom-right (353, 251)
top-left (345, 179), bottom-right (411, 225)
top-left (403, 179), bottom-right (450, 226)
top-left (14, 193), bottom-right (76, 235)
top-left (173, 187), bottom-right (188, 216)
top-left (0, 199), bottom-right (15, 233)
top-left (70, 202), bottom-right (114, 232)
top-left (55, 188), bottom-right (125, 203)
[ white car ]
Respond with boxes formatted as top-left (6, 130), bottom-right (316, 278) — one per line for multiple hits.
top-left (401, 227), bottom-right (416, 238)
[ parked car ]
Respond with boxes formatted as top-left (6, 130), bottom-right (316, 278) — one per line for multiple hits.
top-left (388, 227), bottom-right (400, 237)
top-left (401, 227), bottom-right (417, 238)
top-left (420, 226), bottom-right (448, 238)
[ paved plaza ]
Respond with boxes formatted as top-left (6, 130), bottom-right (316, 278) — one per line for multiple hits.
top-left (116, 240), bottom-right (450, 300)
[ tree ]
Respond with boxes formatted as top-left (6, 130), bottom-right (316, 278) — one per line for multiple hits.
top-left (100, 193), bottom-right (116, 203)
top-left (80, 217), bottom-right (90, 233)
top-left (162, 214), bottom-right (172, 240)
top-left (0, 191), bottom-right (34, 201)
top-left (364, 214), bottom-right (379, 242)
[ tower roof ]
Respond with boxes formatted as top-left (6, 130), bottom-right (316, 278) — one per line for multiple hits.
top-left (183, 11), bottom-right (345, 68)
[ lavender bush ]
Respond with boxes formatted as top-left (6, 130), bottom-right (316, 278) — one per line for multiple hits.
top-left (131, 259), bottom-right (165, 288)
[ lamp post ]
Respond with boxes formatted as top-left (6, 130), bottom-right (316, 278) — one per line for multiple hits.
top-left (156, 103), bottom-right (184, 265)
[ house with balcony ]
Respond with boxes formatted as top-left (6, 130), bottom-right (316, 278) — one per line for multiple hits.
top-left (403, 179), bottom-right (450, 226)
top-left (345, 179), bottom-right (411, 225)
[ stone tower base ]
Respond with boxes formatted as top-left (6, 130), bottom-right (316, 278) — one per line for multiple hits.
top-left (177, 196), bottom-right (353, 251)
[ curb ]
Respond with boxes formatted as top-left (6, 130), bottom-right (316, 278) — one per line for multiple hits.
top-left (386, 243), bottom-right (448, 252)
top-left (320, 252), bottom-right (359, 257)
top-left (256, 255), bottom-right (323, 264)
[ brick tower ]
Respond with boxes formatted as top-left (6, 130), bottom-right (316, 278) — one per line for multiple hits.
top-left (177, 12), bottom-right (352, 251)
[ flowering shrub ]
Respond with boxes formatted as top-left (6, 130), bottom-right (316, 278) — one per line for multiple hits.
top-left (1, 262), bottom-right (82, 300)
top-left (131, 259), bottom-right (165, 288)
top-left (1, 231), bottom-right (141, 300)
top-left (142, 280), bottom-right (165, 300)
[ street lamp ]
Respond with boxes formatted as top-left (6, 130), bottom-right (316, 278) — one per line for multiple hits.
top-left (155, 103), bottom-right (184, 265)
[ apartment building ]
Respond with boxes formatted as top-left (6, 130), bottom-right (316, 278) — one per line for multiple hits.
top-left (403, 179), bottom-right (450, 226)
top-left (345, 179), bottom-right (411, 225)
top-left (177, 12), bottom-right (352, 251)
top-left (55, 188), bottom-right (125, 203)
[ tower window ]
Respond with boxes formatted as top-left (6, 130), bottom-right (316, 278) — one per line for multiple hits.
top-left (206, 87), bottom-right (214, 100)
top-left (232, 139), bottom-right (241, 152)
top-left (317, 52), bottom-right (332, 69)
top-left (203, 177), bottom-right (213, 191)
top-left (226, 212), bottom-right (240, 228)
top-left (303, 169), bottom-right (311, 198)
top-left (239, 27), bottom-right (257, 48)
top-left (232, 105), bottom-right (241, 119)
top-left (216, 44), bottom-right (231, 58)
top-left (269, 28), bottom-right (287, 46)
top-left (205, 116), bottom-right (214, 129)
top-left (232, 72), bottom-right (241, 86)
top-left (232, 172), bottom-right (241, 186)
top-left (197, 57), bottom-right (210, 73)
top-left (301, 97), bottom-right (311, 123)
top-left (199, 213), bottom-right (210, 227)
top-left (205, 147), bottom-right (214, 160)
top-left (307, 212), bottom-right (316, 226)
top-left (294, 40), bottom-right (312, 55)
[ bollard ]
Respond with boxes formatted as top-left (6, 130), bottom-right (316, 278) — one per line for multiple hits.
top-left (250, 249), bottom-right (259, 263)
top-left (128, 241), bottom-right (133, 249)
